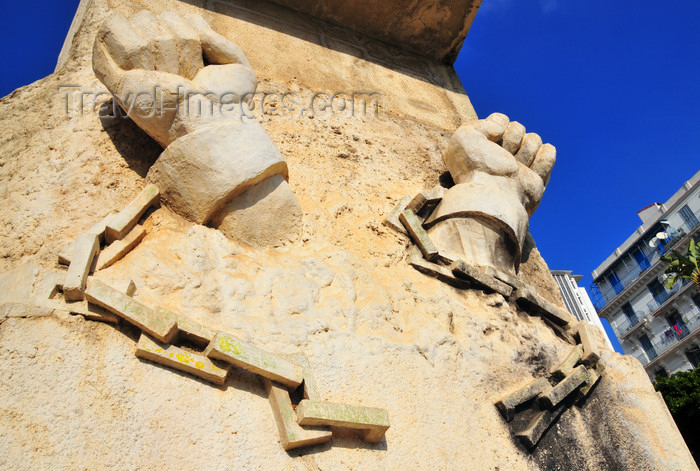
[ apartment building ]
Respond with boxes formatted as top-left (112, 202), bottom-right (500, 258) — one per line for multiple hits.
top-left (590, 169), bottom-right (700, 381)
top-left (551, 270), bottom-right (614, 350)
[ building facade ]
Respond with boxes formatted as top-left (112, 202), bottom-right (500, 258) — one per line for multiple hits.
top-left (551, 270), bottom-right (614, 350)
top-left (590, 170), bottom-right (700, 381)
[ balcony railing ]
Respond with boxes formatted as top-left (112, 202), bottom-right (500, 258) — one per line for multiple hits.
top-left (647, 279), bottom-right (688, 311)
top-left (635, 306), bottom-right (700, 366)
top-left (615, 280), bottom-right (692, 339)
top-left (592, 213), bottom-right (700, 311)
top-left (617, 313), bottom-right (647, 338)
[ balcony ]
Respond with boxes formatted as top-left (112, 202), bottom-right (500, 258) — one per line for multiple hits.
top-left (650, 278), bottom-right (697, 317)
top-left (635, 306), bottom-right (700, 367)
top-left (617, 313), bottom-right (649, 339)
top-left (592, 213), bottom-right (700, 313)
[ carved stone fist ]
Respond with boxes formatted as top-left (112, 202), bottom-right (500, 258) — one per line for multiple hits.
top-left (93, 10), bottom-right (257, 146)
top-left (92, 11), bottom-right (302, 248)
top-left (424, 113), bottom-right (556, 274)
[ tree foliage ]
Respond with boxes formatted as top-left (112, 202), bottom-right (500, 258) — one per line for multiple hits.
top-left (654, 367), bottom-right (700, 464)
top-left (662, 239), bottom-right (700, 290)
top-left (654, 367), bottom-right (700, 417)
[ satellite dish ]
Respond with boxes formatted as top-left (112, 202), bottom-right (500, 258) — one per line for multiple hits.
top-left (649, 237), bottom-right (659, 248)
top-left (657, 232), bottom-right (669, 240)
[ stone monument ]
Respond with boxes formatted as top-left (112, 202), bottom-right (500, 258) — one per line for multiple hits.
top-left (0, 0), bottom-right (696, 469)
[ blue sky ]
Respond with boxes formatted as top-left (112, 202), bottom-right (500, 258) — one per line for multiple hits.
top-left (2, 1), bottom-right (699, 352)
top-left (457, 1), bottom-right (700, 351)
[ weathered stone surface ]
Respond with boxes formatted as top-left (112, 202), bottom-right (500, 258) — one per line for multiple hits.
top-left (435, 250), bottom-right (459, 266)
top-left (540, 316), bottom-right (578, 346)
top-left (413, 186), bottom-right (447, 220)
top-left (408, 247), bottom-right (469, 289)
top-left (495, 377), bottom-right (550, 422)
top-left (69, 300), bottom-right (120, 324)
top-left (163, 309), bottom-right (217, 347)
top-left (210, 174), bottom-right (303, 248)
top-left (577, 365), bottom-right (601, 401)
top-left (384, 194), bottom-right (414, 234)
top-left (451, 260), bottom-right (513, 297)
top-left (0, 264), bottom-right (67, 314)
top-left (147, 122), bottom-right (288, 226)
top-left (58, 212), bottom-right (115, 265)
top-left (105, 184), bottom-right (159, 244)
top-left (479, 264), bottom-right (523, 290)
top-left (399, 210), bottom-right (439, 262)
top-left (515, 404), bottom-right (565, 450)
top-left (63, 234), bottom-right (100, 301)
top-left (425, 184), bottom-right (529, 273)
top-left (550, 345), bottom-right (584, 381)
top-left (296, 400), bottom-right (390, 443)
top-left (514, 133), bottom-right (542, 167)
top-left (539, 365), bottom-right (589, 410)
top-left (119, 279), bottom-right (137, 297)
top-left (264, 379), bottom-right (332, 450)
top-left (136, 333), bottom-right (229, 385)
top-left (576, 321), bottom-right (610, 367)
top-left (386, 188), bottom-right (447, 236)
top-left (205, 332), bottom-right (304, 388)
top-left (284, 352), bottom-right (321, 400)
top-left (531, 144), bottom-right (556, 185)
top-left (0, 303), bottom-right (54, 323)
top-left (84, 279), bottom-right (177, 342)
top-left (501, 121), bottom-right (526, 155)
top-left (486, 112), bottom-right (509, 129)
top-left (514, 285), bottom-right (575, 327)
top-left (95, 225), bottom-right (146, 270)
top-left (266, 0), bottom-right (480, 63)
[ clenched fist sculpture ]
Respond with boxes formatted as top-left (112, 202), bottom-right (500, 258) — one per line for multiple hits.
top-left (93, 10), bottom-right (302, 247)
top-left (424, 113), bottom-right (556, 274)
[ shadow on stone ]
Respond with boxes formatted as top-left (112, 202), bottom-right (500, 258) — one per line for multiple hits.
top-left (285, 440), bottom-right (333, 457)
top-left (439, 171), bottom-right (455, 189)
top-left (99, 99), bottom-right (161, 178)
top-left (521, 232), bottom-right (537, 265)
top-left (135, 355), bottom-right (230, 391)
top-left (329, 427), bottom-right (389, 451)
top-left (178, 0), bottom-right (470, 91)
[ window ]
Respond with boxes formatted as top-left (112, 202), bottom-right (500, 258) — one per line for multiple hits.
top-left (687, 348), bottom-right (700, 369)
top-left (654, 367), bottom-right (669, 380)
top-left (621, 303), bottom-right (639, 325)
top-left (666, 311), bottom-right (689, 340)
top-left (632, 247), bottom-right (651, 271)
top-left (647, 279), bottom-right (668, 307)
top-left (679, 204), bottom-right (699, 229)
top-left (608, 271), bottom-right (624, 295)
top-left (639, 333), bottom-right (658, 361)
top-left (693, 294), bottom-right (700, 312)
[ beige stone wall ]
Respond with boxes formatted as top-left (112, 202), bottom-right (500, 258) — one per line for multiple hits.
top-left (0, 1), bottom-right (695, 469)
top-left (58, 0), bottom-right (476, 130)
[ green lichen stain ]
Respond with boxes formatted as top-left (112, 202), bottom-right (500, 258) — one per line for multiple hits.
top-left (218, 335), bottom-right (242, 355)
top-left (144, 184), bottom-right (159, 199)
top-left (306, 402), bottom-right (389, 427)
